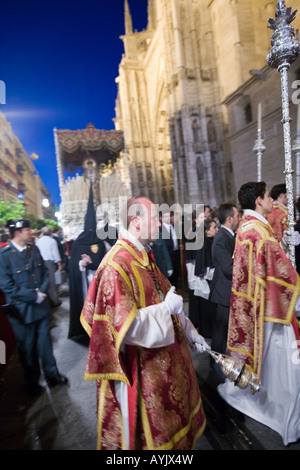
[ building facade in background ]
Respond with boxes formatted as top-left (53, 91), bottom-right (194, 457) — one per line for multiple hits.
top-left (54, 0), bottom-right (300, 238)
top-left (114, 0), bottom-right (300, 207)
top-left (224, 55), bottom-right (300, 198)
top-left (0, 112), bottom-right (54, 220)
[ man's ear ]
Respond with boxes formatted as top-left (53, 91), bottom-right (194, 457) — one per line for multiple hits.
top-left (131, 215), bottom-right (140, 231)
top-left (256, 196), bottom-right (262, 208)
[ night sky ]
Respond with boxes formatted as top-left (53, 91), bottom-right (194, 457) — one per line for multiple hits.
top-left (0, 0), bottom-right (148, 208)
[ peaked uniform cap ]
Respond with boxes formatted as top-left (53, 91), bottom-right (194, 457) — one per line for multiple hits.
top-left (6, 219), bottom-right (31, 229)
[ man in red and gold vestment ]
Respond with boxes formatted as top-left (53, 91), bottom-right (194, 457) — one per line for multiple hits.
top-left (218, 181), bottom-right (300, 445)
top-left (267, 183), bottom-right (288, 246)
top-left (80, 197), bottom-right (209, 450)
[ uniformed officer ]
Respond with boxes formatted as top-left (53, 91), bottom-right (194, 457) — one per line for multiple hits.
top-left (0, 219), bottom-right (68, 396)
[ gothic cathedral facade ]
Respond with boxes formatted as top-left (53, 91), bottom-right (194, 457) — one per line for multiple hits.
top-left (113, 0), bottom-right (283, 207)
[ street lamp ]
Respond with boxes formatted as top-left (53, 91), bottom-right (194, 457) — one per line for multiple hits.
top-left (42, 198), bottom-right (50, 208)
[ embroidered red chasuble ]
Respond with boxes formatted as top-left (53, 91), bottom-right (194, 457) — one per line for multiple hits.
top-left (80, 237), bottom-right (206, 450)
top-left (267, 202), bottom-right (288, 242)
top-left (227, 215), bottom-right (300, 379)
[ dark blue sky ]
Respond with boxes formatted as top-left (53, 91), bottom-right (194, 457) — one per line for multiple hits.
top-left (0, 0), bottom-right (148, 208)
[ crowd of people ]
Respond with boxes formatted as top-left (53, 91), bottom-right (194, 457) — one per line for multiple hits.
top-left (1, 180), bottom-right (300, 449)
top-left (183, 182), bottom-right (300, 446)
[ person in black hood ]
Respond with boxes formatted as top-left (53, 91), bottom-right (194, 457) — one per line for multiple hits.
top-left (68, 185), bottom-right (108, 340)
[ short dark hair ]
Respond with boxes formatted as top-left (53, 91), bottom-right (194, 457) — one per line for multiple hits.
top-left (270, 183), bottom-right (286, 200)
top-left (204, 218), bottom-right (215, 233)
top-left (238, 181), bottom-right (267, 210)
top-left (217, 203), bottom-right (236, 224)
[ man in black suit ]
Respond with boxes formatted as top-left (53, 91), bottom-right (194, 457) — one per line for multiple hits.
top-left (210, 203), bottom-right (240, 359)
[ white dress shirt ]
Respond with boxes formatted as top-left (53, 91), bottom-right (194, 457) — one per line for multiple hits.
top-left (36, 236), bottom-right (61, 262)
top-left (11, 240), bottom-right (27, 252)
top-left (163, 222), bottom-right (178, 250)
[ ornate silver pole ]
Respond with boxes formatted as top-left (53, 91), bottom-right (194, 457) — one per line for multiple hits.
top-left (267, 1), bottom-right (300, 266)
top-left (253, 103), bottom-right (266, 181)
top-left (53, 127), bottom-right (64, 199)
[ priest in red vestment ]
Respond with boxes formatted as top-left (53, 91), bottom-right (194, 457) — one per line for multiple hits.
top-left (81, 197), bottom-right (208, 450)
top-left (267, 183), bottom-right (288, 244)
top-left (218, 181), bottom-right (300, 445)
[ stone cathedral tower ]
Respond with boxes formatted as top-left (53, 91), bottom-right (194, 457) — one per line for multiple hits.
top-left (114, 0), bottom-right (280, 207)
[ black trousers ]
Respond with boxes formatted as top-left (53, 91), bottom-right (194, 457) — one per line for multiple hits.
top-left (189, 289), bottom-right (215, 338)
top-left (211, 303), bottom-right (229, 356)
top-left (168, 250), bottom-right (180, 288)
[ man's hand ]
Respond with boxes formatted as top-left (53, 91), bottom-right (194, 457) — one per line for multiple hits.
top-left (81, 254), bottom-right (92, 267)
top-left (164, 286), bottom-right (183, 315)
top-left (35, 289), bottom-right (47, 304)
top-left (177, 313), bottom-right (211, 354)
top-left (192, 336), bottom-right (211, 354)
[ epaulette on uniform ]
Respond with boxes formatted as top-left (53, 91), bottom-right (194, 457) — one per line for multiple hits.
top-left (0, 245), bottom-right (11, 254)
